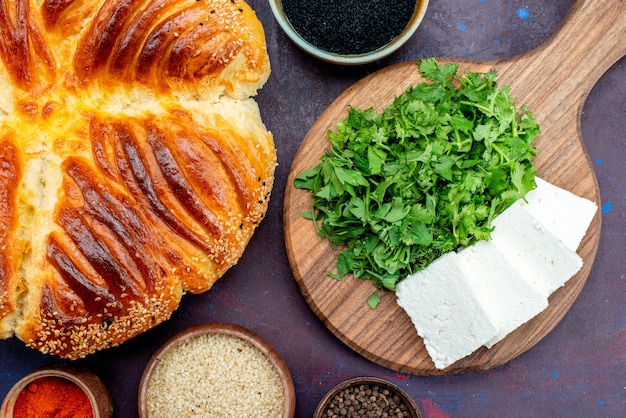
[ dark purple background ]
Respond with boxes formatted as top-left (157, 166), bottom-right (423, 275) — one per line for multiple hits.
top-left (1, 1), bottom-right (624, 417)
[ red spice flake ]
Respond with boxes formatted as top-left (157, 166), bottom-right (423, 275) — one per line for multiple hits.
top-left (13, 376), bottom-right (94, 418)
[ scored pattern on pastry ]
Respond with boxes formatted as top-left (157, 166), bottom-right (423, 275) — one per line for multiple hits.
top-left (0, 0), bottom-right (275, 359)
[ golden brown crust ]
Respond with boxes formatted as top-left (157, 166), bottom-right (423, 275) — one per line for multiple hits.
top-left (0, 0), bottom-right (274, 359)
top-left (0, 135), bottom-right (24, 339)
top-left (0, 0), bottom-right (56, 90)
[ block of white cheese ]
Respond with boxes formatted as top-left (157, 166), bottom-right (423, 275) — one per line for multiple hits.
top-left (396, 178), bottom-right (596, 369)
top-left (396, 252), bottom-right (498, 369)
top-left (489, 201), bottom-right (583, 298)
top-left (457, 240), bottom-right (548, 348)
top-left (520, 177), bottom-right (598, 252)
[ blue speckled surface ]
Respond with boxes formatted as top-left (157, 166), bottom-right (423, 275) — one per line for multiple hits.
top-left (1, 1), bottom-right (624, 417)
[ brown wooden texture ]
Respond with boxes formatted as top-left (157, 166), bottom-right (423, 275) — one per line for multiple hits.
top-left (283, 0), bottom-right (625, 376)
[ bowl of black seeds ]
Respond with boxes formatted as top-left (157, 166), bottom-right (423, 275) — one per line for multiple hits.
top-left (313, 376), bottom-right (422, 418)
top-left (269, 0), bottom-right (429, 65)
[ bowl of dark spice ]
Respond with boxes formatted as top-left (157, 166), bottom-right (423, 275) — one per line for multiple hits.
top-left (314, 376), bottom-right (421, 418)
top-left (0, 364), bottom-right (113, 418)
top-left (269, 0), bottom-right (429, 65)
top-left (138, 322), bottom-right (296, 418)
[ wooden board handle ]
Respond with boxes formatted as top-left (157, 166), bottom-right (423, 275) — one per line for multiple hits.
top-left (496, 0), bottom-right (625, 114)
top-left (282, 0), bottom-right (617, 376)
top-left (489, 0), bottom-right (624, 201)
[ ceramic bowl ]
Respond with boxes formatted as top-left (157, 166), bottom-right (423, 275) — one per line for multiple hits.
top-left (269, 0), bottom-right (429, 65)
top-left (314, 376), bottom-right (421, 418)
top-left (1, 364), bottom-right (113, 418)
top-left (138, 322), bottom-right (296, 418)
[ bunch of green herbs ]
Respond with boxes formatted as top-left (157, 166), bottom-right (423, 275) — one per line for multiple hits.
top-left (294, 58), bottom-right (540, 308)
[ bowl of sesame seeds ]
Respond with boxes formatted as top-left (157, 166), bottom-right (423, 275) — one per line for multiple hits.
top-left (314, 376), bottom-right (421, 418)
top-left (137, 322), bottom-right (296, 418)
top-left (269, 0), bottom-right (429, 65)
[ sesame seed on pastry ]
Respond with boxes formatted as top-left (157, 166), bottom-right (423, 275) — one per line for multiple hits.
top-left (0, 0), bottom-right (275, 359)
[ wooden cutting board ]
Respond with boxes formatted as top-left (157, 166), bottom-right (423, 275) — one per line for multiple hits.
top-left (283, 0), bottom-right (625, 375)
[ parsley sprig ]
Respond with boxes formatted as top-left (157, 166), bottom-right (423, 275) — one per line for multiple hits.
top-left (294, 59), bottom-right (539, 308)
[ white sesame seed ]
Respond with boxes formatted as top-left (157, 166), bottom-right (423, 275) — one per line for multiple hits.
top-left (146, 333), bottom-right (285, 417)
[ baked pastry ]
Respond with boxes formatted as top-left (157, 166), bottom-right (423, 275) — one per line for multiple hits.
top-left (0, 0), bottom-right (275, 359)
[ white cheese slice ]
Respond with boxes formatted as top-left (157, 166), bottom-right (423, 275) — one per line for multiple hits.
top-left (456, 240), bottom-right (548, 348)
top-left (395, 178), bottom-right (596, 369)
top-left (520, 177), bottom-right (598, 252)
top-left (396, 251), bottom-right (498, 370)
top-left (490, 201), bottom-right (583, 298)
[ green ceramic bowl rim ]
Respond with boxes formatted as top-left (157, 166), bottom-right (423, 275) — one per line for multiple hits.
top-left (269, 0), bottom-right (430, 65)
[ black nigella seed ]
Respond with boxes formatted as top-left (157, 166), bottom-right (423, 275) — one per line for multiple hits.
top-left (282, 0), bottom-right (417, 55)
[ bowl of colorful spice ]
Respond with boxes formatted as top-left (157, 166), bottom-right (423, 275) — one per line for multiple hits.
top-left (314, 376), bottom-right (421, 418)
top-left (269, 0), bottom-right (429, 65)
top-left (138, 322), bottom-right (296, 418)
top-left (1, 364), bottom-right (113, 418)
